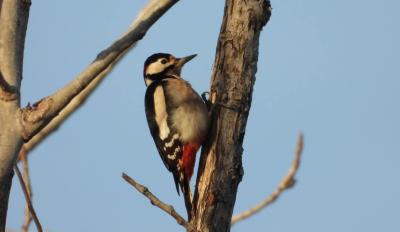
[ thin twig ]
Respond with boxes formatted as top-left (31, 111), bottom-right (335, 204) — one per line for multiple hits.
top-left (122, 173), bottom-right (197, 232)
top-left (19, 147), bottom-right (33, 232)
top-left (231, 133), bottom-right (304, 226)
top-left (14, 164), bottom-right (42, 232)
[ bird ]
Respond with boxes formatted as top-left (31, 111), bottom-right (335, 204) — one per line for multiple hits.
top-left (142, 53), bottom-right (209, 217)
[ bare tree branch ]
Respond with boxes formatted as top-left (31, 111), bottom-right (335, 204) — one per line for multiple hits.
top-left (19, 147), bottom-right (33, 232)
top-left (21, 48), bottom-right (129, 154)
top-left (0, 0), bottom-right (30, 91)
top-left (14, 164), bottom-right (42, 232)
top-left (122, 173), bottom-right (197, 232)
top-left (1, 0), bottom-right (182, 229)
top-left (19, 0), bottom-right (180, 142)
top-left (231, 133), bottom-right (304, 226)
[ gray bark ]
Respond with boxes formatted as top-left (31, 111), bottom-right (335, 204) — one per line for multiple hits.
top-left (191, 0), bottom-right (271, 231)
top-left (0, 0), bottom-right (30, 229)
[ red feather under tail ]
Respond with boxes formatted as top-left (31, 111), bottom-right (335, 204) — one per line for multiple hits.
top-left (181, 143), bottom-right (201, 220)
top-left (182, 143), bottom-right (201, 180)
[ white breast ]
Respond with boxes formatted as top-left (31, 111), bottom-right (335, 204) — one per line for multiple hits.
top-left (153, 86), bottom-right (170, 140)
top-left (161, 79), bottom-right (210, 143)
top-left (146, 62), bottom-right (166, 76)
top-left (170, 102), bottom-right (209, 143)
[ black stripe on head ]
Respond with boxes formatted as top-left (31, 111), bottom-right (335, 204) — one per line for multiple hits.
top-left (145, 65), bottom-right (177, 84)
top-left (143, 53), bottom-right (172, 76)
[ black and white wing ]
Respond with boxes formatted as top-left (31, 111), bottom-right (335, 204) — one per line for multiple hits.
top-left (144, 81), bottom-right (183, 194)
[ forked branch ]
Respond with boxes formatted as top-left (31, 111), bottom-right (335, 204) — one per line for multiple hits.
top-left (122, 173), bottom-right (197, 232)
top-left (19, 0), bottom-right (180, 142)
top-left (231, 133), bottom-right (304, 226)
top-left (20, 49), bottom-right (128, 155)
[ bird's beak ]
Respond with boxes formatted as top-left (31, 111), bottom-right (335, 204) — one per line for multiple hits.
top-left (175, 54), bottom-right (197, 68)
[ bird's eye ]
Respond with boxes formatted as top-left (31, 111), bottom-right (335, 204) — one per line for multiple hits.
top-left (160, 59), bottom-right (167, 64)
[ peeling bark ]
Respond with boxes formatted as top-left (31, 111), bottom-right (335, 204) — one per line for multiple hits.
top-left (191, 0), bottom-right (271, 231)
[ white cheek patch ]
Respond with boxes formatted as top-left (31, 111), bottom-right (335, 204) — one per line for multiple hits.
top-left (145, 61), bottom-right (172, 86)
top-left (146, 62), bottom-right (166, 76)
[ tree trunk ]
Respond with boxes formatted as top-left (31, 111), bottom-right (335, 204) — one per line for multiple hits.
top-left (191, 0), bottom-right (271, 231)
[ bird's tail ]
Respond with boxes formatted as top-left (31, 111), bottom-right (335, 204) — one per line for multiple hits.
top-left (182, 179), bottom-right (193, 220)
top-left (180, 143), bottom-right (200, 220)
top-left (172, 171), bottom-right (193, 220)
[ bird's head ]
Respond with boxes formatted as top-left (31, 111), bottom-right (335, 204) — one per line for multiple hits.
top-left (143, 53), bottom-right (196, 86)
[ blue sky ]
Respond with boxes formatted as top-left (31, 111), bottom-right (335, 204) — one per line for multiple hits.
top-left (7, 0), bottom-right (400, 231)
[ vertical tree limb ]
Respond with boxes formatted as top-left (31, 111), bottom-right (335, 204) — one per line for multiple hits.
top-left (0, 0), bottom-right (30, 90)
top-left (191, 0), bottom-right (272, 231)
top-left (0, 0), bottom-right (31, 229)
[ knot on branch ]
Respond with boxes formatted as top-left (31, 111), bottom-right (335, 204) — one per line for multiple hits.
top-left (21, 97), bottom-right (53, 123)
top-left (20, 97), bottom-right (54, 141)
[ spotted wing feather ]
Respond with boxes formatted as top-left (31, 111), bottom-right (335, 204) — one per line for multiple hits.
top-left (144, 81), bottom-right (183, 194)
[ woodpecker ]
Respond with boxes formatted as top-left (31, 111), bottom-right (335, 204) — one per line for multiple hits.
top-left (143, 53), bottom-right (209, 216)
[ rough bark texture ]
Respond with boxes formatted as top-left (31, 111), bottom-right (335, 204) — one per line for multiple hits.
top-left (191, 0), bottom-right (271, 231)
